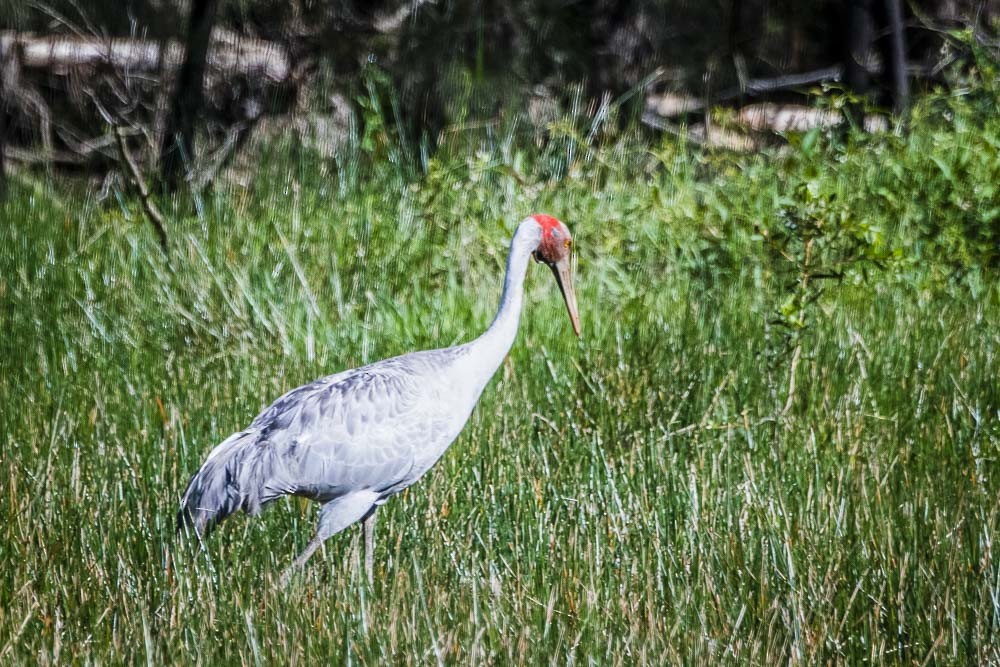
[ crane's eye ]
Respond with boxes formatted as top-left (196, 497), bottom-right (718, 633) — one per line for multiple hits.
top-left (564, 240), bottom-right (571, 250)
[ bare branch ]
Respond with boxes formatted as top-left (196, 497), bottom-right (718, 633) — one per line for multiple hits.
top-left (717, 65), bottom-right (844, 100)
top-left (114, 125), bottom-right (168, 254)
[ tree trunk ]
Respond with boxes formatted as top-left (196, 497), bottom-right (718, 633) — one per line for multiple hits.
top-left (844, 0), bottom-right (909, 116)
top-left (159, 0), bottom-right (221, 188)
top-left (0, 83), bottom-right (6, 197)
top-left (882, 0), bottom-right (909, 115)
top-left (0, 38), bottom-right (10, 195)
top-left (843, 0), bottom-right (872, 96)
top-left (728, 0), bottom-right (743, 58)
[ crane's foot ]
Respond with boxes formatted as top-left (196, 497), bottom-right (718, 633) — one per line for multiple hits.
top-left (278, 565), bottom-right (297, 589)
top-left (279, 534), bottom-right (322, 588)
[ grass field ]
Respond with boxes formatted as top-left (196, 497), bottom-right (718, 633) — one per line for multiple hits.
top-left (1, 86), bottom-right (999, 663)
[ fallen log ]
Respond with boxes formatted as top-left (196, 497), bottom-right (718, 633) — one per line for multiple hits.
top-left (735, 103), bottom-right (889, 134)
top-left (0, 29), bottom-right (297, 174)
top-left (641, 101), bottom-right (890, 153)
top-left (1, 29), bottom-right (292, 84)
top-left (645, 66), bottom-right (848, 125)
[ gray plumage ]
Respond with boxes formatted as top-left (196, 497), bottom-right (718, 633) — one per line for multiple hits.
top-left (179, 351), bottom-right (463, 532)
top-left (177, 215), bottom-right (579, 584)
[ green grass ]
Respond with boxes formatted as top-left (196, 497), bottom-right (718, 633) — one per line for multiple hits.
top-left (1, 87), bottom-right (999, 663)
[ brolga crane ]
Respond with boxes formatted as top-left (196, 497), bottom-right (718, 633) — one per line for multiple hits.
top-left (178, 214), bottom-right (580, 585)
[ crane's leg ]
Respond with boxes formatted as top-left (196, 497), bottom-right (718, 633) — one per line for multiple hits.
top-left (280, 490), bottom-right (378, 587)
top-left (362, 506), bottom-right (377, 585)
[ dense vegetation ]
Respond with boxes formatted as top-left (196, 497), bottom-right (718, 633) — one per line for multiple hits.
top-left (1, 69), bottom-right (998, 662)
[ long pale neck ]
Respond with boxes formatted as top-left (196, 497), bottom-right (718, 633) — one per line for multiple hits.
top-left (460, 223), bottom-right (539, 390)
top-left (480, 240), bottom-right (532, 356)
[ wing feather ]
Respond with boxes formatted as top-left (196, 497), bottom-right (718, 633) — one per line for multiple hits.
top-left (248, 358), bottom-right (436, 502)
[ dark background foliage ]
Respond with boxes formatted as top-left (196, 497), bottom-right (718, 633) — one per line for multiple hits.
top-left (1, 0), bottom-right (994, 148)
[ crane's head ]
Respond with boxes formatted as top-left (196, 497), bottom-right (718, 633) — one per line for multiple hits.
top-left (529, 214), bottom-right (581, 337)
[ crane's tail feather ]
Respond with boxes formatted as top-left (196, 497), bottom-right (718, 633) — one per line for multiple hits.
top-left (177, 430), bottom-right (289, 536)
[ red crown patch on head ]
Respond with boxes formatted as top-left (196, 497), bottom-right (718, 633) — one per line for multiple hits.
top-left (531, 214), bottom-right (562, 236)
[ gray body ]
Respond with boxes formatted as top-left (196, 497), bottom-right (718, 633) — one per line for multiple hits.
top-left (179, 347), bottom-right (483, 534)
top-left (177, 217), bottom-right (553, 582)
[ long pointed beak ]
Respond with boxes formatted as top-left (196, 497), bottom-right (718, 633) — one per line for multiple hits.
top-left (549, 256), bottom-right (581, 337)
